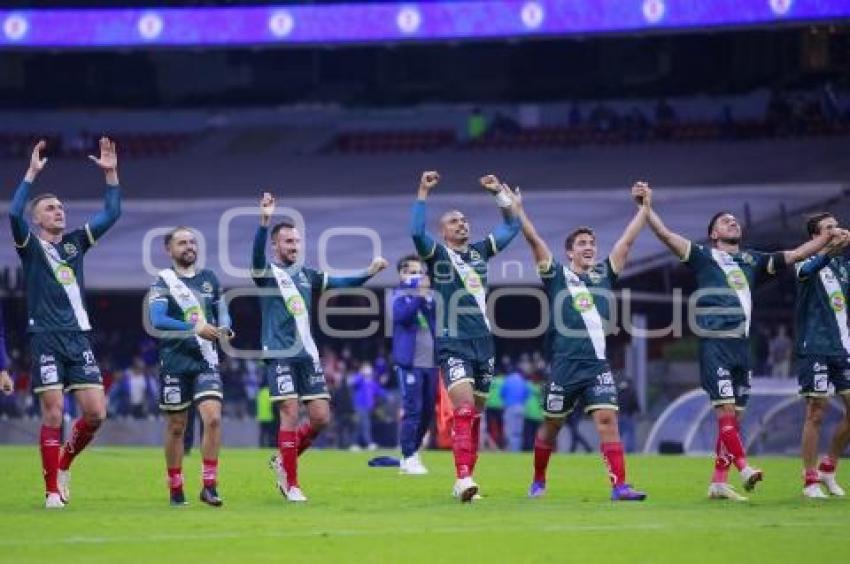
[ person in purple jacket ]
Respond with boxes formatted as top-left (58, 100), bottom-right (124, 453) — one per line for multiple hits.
top-left (392, 255), bottom-right (437, 474)
top-left (0, 300), bottom-right (12, 395)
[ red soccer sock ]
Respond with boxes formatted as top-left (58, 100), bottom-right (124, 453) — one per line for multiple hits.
top-left (819, 455), bottom-right (838, 474)
top-left (470, 413), bottom-right (482, 473)
top-left (452, 405), bottom-right (475, 479)
top-left (533, 437), bottom-right (554, 483)
top-left (167, 467), bottom-right (184, 494)
top-left (712, 436), bottom-right (731, 483)
top-left (40, 425), bottom-right (61, 494)
top-left (202, 458), bottom-right (218, 488)
top-left (718, 414), bottom-right (747, 471)
top-left (59, 418), bottom-right (97, 471)
top-left (601, 441), bottom-right (627, 487)
top-left (803, 468), bottom-right (820, 486)
top-left (296, 423), bottom-right (319, 456)
top-left (278, 430), bottom-right (299, 488)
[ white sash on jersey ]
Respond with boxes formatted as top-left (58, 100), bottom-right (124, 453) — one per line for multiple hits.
top-left (270, 264), bottom-right (321, 367)
top-left (817, 265), bottom-right (850, 354)
top-left (563, 266), bottom-right (606, 360)
top-left (39, 238), bottom-right (91, 331)
top-left (444, 245), bottom-right (490, 331)
top-left (711, 248), bottom-right (752, 337)
top-left (159, 269), bottom-right (219, 369)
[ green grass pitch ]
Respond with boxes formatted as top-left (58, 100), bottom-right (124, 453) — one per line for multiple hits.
top-left (0, 446), bottom-right (845, 563)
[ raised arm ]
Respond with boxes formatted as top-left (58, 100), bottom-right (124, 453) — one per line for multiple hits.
top-left (783, 228), bottom-right (840, 266)
top-left (506, 186), bottom-right (552, 268)
top-left (251, 192), bottom-right (275, 280)
top-left (325, 257), bottom-right (388, 289)
top-left (9, 141), bottom-right (48, 246)
top-left (640, 185), bottom-right (691, 260)
top-left (410, 171), bottom-right (440, 259)
top-left (480, 175), bottom-right (521, 255)
top-left (85, 137), bottom-right (121, 241)
top-left (608, 182), bottom-right (651, 273)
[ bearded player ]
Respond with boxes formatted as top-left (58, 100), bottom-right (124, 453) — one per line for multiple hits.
top-left (148, 226), bottom-right (233, 507)
top-left (645, 190), bottom-right (834, 500)
top-left (513, 182), bottom-right (649, 501)
top-left (411, 171), bottom-right (520, 502)
top-left (8, 138), bottom-right (121, 508)
top-left (257, 192), bottom-right (387, 502)
top-left (792, 212), bottom-right (850, 498)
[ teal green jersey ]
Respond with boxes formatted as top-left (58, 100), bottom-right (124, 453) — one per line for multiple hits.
top-left (16, 228), bottom-right (96, 333)
top-left (794, 256), bottom-right (850, 356)
top-left (149, 269), bottom-right (222, 374)
top-left (539, 257), bottom-right (618, 360)
top-left (684, 242), bottom-right (779, 337)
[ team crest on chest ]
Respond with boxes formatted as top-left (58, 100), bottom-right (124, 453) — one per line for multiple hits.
top-left (63, 242), bottom-right (78, 258)
top-left (726, 269), bottom-right (747, 290)
top-left (201, 281), bottom-right (213, 293)
top-left (829, 291), bottom-right (846, 312)
top-left (741, 252), bottom-right (755, 265)
top-left (469, 249), bottom-right (481, 261)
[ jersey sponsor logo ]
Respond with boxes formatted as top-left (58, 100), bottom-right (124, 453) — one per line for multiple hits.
top-left (829, 291), bottom-right (846, 312)
top-left (469, 249), bottom-right (481, 261)
top-left (275, 364), bottom-right (291, 375)
top-left (549, 382), bottom-right (564, 393)
top-left (82, 350), bottom-right (96, 366)
top-left (596, 371), bottom-right (615, 385)
top-left (201, 281), bottom-right (213, 293)
top-left (814, 372), bottom-right (829, 393)
top-left (718, 379), bottom-right (733, 398)
top-left (546, 394), bottom-right (564, 412)
top-left (725, 269), bottom-right (747, 291)
top-left (183, 305), bottom-right (203, 324)
top-left (309, 373), bottom-right (326, 386)
top-left (447, 358), bottom-right (466, 381)
top-left (717, 367), bottom-right (730, 378)
top-left (812, 362), bottom-right (828, 374)
top-left (39, 354), bottom-right (55, 366)
top-left (572, 291), bottom-right (595, 313)
top-left (63, 242), bottom-right (78, 258)
top-left (286, 295), bottom-right (306, 316)
top-left (163, 374), bottom-right (179, 385)
top-left (54, 264), bottom-right (76, 286)
top-left (163, 386), bottom-right (182, 404)
top-left (406, 372), bottom-right (416, 385)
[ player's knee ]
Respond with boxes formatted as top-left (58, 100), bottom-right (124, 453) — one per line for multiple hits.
top-left (310, 410), bottom-right (331, 430)
top-left (41, 407), bottom-right (63, 427)
top-left (83, 410), bottom-right (105, 430)
top-left (806, 401), bottom-right (826, 425)
top-left (594, 411), bottom-right (617, 432)
top-left (204, 413), bottom-right (222, 432)
top-left (167, 418), bottom-right (187, 437)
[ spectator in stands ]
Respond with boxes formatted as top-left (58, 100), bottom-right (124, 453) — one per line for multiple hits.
top-left (329, 366), bottom-right (356, 449)
top-left (768, 325), bottom-right (793, 378)
top-left (491, 112), bottom-right (522, 136)
top-left (484, 369), bottom-right (505, 449)
top-left (125, 356), bottom-right (152, 419)
top-left (350, 361), bottom-right (385, 451)
top-left (617, 378), bottom-right (640, 453)
top-left (523, 376), bottom-right (543, 451)
top-left (256, 385), bottom-right (275, 448)
top-left (467, 107), bottom-right (488, 141)
top-left (501, 366), bottom-right (529, 452)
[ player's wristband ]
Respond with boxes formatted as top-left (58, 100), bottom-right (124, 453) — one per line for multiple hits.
top-left (494, 190), bottom-right (512, 208)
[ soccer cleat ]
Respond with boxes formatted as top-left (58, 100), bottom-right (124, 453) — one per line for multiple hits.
top-left (269, 454), bottom-right (288, 497)
top-left (285, 486), bottom-right (307, 502)
top-left (57, 469), bottom-right (71, 504)
top-left (818, 471), bottom-right (846, 497)
top-left (170, 489), bottom-right (188, 506)
top-left (400, 453), bottom-right (428, 475)
top-left (199, 486), bottom-right (223, 507)
top-left (611, 483), bottom-right (647, 501)
top-left (741, 467), bottom-right (764, 492)
top-left (803, 483), bottom-right (828, 499)
top-left (528, 480), bottom-right (546, 498)
top-left (452, 477), bottom-right (479, 503)
top-left (45, 492), bottom-right (65, 509)
top-left (708, 482), bottom-right (748, 501)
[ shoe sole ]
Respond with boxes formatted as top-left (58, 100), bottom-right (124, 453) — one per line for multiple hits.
top-left (459, 485), bottom-right (479, 503)
top-left (200, 496), bottom-right (223, 507)
top-left (743, 471), bottom-right (763, 492)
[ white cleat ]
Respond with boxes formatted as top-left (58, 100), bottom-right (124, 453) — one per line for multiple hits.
top-left (708, 482), bottom-right (749, 501)
top-left (45, 492), bottom-right (65, 509)
top-left (57, 470), bottom-right (71, 504)
top-left (285, 486), bottom-right (307, 502)
top-left (400, 453), bottom-right (429, 475)
top-left (803, 483), bottom-right (829, 499)
top-left (268, 454), bottom-right (288, 496)
top-left (452, 477), bottom-right (479, 503)
top-left (740, 466), bottom-right (764, 492)
top-left (818, 471), bottom-right (846, 497)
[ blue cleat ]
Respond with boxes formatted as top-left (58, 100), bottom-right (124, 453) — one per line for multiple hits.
top-left (170, 489), bottom-right (188, 507)
top-left (528, 480), bottom-right (546, 498)
top-left (199, 486), bottom-right (223, 507)
top-left (611, 483), bottom-right (647, 501)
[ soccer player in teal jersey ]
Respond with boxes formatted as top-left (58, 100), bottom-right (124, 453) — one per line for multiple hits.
top-left (410, 171), bottom-right (520, 502)
top-left (256, 192), bottom-right (387, 502)
top-left (792, 212), bottom-right (850, 498)
top-left (644, 188), bottom-right (833, 501)
top-left (511, 182), bottom-right (650, 501)
top-left (8, 138), bottom-right (121, 509)
top-left (148, 226), bottom-right (233, 507)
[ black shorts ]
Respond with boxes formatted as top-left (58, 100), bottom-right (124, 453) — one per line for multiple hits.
top-left (266, 358), bottom-right (330, 402)
top-left (159, 370), bottom-right (223, 412)
top-left (30, 332), bottom-right (102, 394)
top-left (699, 338), bottom-right (751, 409)
top-left (437, 336), bottom-right (495, 398)
top-left (542, 356), bottom-right (618, 417)
top-left (795, 354), bottom-right (850, 397)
